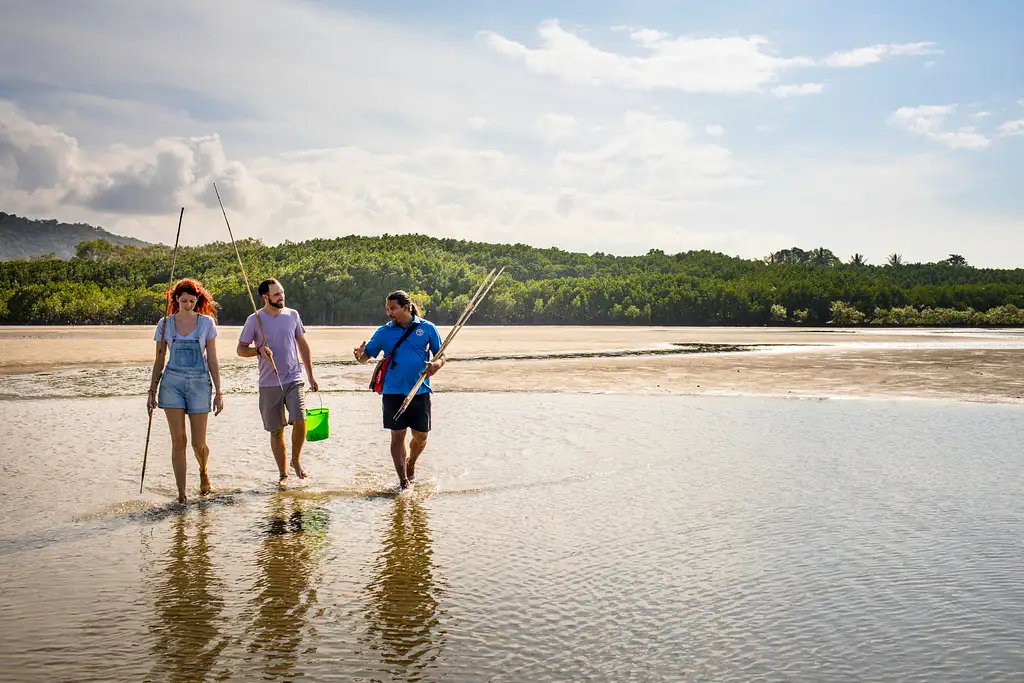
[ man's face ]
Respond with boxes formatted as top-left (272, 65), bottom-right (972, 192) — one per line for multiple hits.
top-left (177, 292), bottom-right (198, 312)
top-left (265, 283), bottom-right (285, 309)
top-left (386, 299), bottom-right (412, 325)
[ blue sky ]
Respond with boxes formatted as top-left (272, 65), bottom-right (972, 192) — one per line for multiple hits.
top-left (0, 0), bottom-right (1021, 265)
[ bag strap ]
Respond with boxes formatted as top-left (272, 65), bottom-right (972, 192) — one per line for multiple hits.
top-left (388, 322), bottom-right (420, 367)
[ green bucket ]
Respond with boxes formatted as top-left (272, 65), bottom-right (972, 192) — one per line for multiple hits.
top-left (305, 392), bottom-right (330, 442)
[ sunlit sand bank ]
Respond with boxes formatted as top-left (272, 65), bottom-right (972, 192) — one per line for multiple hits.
top-left (2, 325), bottom-right (1022, 403)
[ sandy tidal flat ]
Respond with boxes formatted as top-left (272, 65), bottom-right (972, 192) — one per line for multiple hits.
top-left (1, 325), bottom-right (1023, 403)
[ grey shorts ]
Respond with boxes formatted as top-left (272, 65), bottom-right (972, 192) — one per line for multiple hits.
top-left (258, 380), bottom-right (306, 432)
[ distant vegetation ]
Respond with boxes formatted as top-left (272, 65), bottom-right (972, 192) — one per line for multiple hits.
top-left (0, 212), bottom-right (150, 260)
top-left (1, 217), bottom-right (1022, 327)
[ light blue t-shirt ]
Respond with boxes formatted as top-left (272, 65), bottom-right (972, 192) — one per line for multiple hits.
top-left (154, 314), bottom-right (218, 371)
top-left (238, 307), bottom-right (306, 387)
top-left (364, 316), bottom-right (443, 395)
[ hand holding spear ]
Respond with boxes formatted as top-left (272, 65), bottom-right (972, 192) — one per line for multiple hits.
top-left (140, 207), bottom-right (184, 494)
top-left (213, 182), bottom-right (285, 392)
top-left (393, 266), bottom-right (504, 420)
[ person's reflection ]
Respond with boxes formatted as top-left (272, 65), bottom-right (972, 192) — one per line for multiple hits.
top-left (148, 506), bottom-right (229, 683)
top-left (246, 494), bottom-right (330, 680)
top-left (363, 496), bottom-right (448, 681)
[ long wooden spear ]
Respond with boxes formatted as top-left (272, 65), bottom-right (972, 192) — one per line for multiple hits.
top-left (213, 182), bottom-right (284, 392)
top-left (393, 266), bottom-right (504, 420)
top-left (141, 207), bottom-right (184, 494)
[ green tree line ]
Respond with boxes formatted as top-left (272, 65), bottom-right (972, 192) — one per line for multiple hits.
top-left (2, 236), bottom-right (1024, 326)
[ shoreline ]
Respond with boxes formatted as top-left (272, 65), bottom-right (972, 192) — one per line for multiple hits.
top-left (1, 325), bottom-right (1022, 405)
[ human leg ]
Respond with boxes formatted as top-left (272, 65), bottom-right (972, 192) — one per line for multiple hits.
top-left (404, 394), bottom-right (431, 482)
top-left (407, 431), bottom-right (428, 482)
top-left (290, 419), bottom-right (307, 478)
top-left (389, 427), bottom-right (410, 487)
top-left (270, 428), bottom-right (288, 480)
top-left (283, 382), bottom-right (308, 478)
top-left (259, 385), bottom-right (289, 480)
top-left (163, 408), bottom-right (188, 503)
top-left (187, 412), bottom-right (212, 494)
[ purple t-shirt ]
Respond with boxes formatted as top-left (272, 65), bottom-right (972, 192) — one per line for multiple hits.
top-left (238, 307), bottom-right (306, 387)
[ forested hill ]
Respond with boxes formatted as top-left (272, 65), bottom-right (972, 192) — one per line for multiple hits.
top-left (0, 212), bottom-right (150, 260)
top-left (1, 232), bottom-right (1023, 326)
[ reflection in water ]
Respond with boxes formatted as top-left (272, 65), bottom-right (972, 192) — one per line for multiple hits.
top-left (363, 497), bottom-right (448, 682)
top-left (147, 506), bottom-right (229, 683)
top-left (245, 495), bottom-right (330, 680)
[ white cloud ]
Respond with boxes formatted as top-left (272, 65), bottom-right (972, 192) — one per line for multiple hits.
top-left (482, 21), bottom-right (936, 94)
top-left (4, 100), bottom-right (1020, 267)
top-left (888, 105), bottom-right (991, 150)
top-left (479, 20), bottom-right (814, 94)
top-left (822, 42), bottom-right (941, 68)
top-left (0, 101), bottom-right (81, 191)
top-left (999, 119), bottom-right (1024, 137)
top-left (0, 102), bottom-right (277, 218)
top-left (771, 83), bottom-right (826, 98)
top-left (536, 113), bottom-right (581, 143)
top-left (0, 2), bottom-right (1020, 267)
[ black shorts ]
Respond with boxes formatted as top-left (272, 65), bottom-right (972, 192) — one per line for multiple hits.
top-left (382, 393), bottom-right (431, 433)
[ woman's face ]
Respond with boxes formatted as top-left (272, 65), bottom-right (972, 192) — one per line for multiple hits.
top-left (177, 292), bottom-right (198, 312)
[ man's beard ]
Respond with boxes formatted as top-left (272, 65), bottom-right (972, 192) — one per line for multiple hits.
top-left (269, 299), bottom-right (284, 309)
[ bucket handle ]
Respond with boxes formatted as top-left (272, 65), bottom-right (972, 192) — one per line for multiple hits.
top-left (311, 390), bottom-right (322, 411)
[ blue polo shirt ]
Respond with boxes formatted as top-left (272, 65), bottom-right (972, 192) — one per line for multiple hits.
top-left (364, 316), bottom-right (444, 395)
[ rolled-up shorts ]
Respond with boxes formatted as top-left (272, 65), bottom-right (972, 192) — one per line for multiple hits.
top-left (157, 370), bottom-right (212, 414)
top-left (382, 393), bottom-right (431, 433)
top-left (258, 380), bottom-right (306, 432)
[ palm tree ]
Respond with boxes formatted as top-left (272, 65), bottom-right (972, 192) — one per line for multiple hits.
top-left (887, 253), bottom-right (904, 268)
top-left (810, 247), bottom-right (838, 267)
top-left (848, 253), bottom-right (868, 267)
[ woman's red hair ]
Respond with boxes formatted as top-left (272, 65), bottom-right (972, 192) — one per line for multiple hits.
top-left (166, 278), bottom-right (218, 318)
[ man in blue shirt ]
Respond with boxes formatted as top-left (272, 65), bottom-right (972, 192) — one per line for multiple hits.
top-left (353, 290), bottom-right (446, 490)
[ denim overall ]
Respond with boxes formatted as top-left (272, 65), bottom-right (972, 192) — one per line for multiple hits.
top-left (157, 315), bottom-right (212, 413)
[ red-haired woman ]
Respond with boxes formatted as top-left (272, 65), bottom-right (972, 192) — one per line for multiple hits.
top-left (146, 278), bottom-right (225, 504)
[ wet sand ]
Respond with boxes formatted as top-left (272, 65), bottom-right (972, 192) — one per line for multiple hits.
top-left (1, 325), bottom-right (1023, 404)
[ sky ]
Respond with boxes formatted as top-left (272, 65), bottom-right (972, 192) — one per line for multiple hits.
top-left (0, 0), bottom-right (1022, 266)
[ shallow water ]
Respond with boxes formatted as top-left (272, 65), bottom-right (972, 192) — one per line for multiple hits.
top-left (1, 392), bottom-right (1023, 681)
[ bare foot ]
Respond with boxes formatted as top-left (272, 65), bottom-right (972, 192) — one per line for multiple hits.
top-left (199, 469), bottom-right (212, 495)
top-left (406, 457), bottom-right (418, 482)
top-left (177, 493), bottom-right (187, 504)
top-left (291, 458), bottom-right (308, 479)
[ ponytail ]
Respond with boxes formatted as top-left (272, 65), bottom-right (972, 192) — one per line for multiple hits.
top-left (387, 290), bottom-right (419, 317)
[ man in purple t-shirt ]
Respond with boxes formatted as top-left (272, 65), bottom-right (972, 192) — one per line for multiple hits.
top-left (236, 278), bottom-right (320, 483)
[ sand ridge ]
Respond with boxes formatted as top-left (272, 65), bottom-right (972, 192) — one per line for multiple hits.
top-left (1, 325), bottom-right (1023, 403)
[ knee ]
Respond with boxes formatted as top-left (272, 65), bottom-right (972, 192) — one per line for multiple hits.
top-left (171, 434), bottom-right (188, 450)
top-left (193, 443), bottom-right (209, 456)
top-left (411, 432), bottom-right (428, 446)
top-left (271, 428), bottom-right (285, 439)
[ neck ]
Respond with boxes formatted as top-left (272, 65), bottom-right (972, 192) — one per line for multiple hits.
top-left (262, 304), bottom-right (282, 316)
